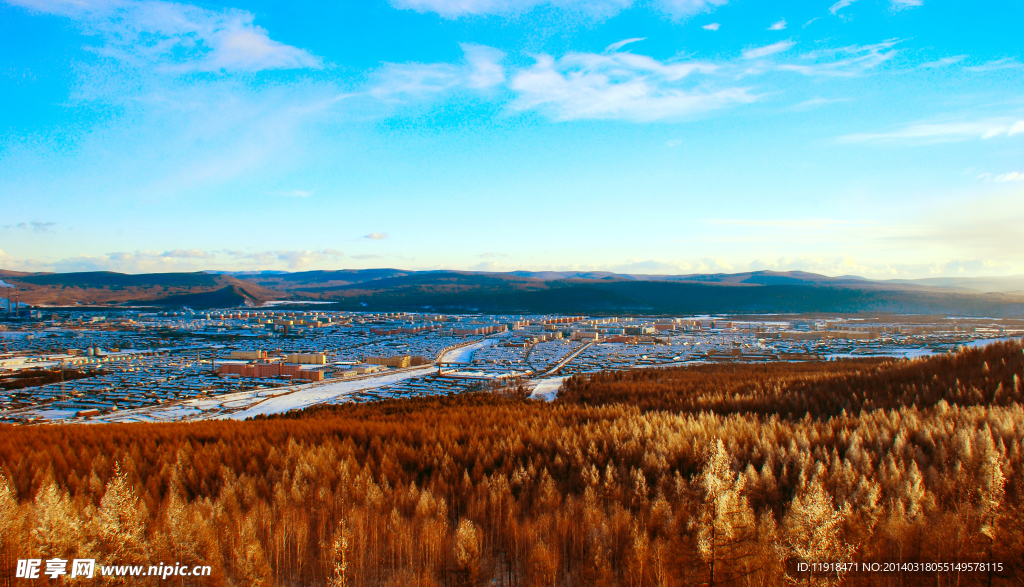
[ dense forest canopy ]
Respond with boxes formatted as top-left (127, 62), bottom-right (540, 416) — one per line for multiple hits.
top-left (1, 341), bottom-right (1023, 585)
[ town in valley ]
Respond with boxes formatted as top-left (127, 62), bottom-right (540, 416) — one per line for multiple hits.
top-left (2, 304), bottom-right (1020, 424)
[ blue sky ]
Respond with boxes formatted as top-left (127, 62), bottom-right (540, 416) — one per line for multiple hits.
top-left (0, 0), bottom-right (1022, 277)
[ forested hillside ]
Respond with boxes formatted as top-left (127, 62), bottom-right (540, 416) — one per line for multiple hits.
top-left (1, 341), bottom-right (1023, 586)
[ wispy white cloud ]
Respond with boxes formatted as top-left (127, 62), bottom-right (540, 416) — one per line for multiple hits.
top-left (792, 97), bottom-right (853, 110)
top-left (0, 246), bottom-right (352, 273)
top-left (388, 0), bottom-right (627, 18)
top-left (388, 0), bottom-right (726, 20)
top-left (462, 44), bottom-right (507, 89)
top-left (469, 260), bottom-right (503, 271)
top-left (452, 254), bottom-right (1022, 280)
top-left (746, 256), bottom-right (1013, 279)
top-left (891, 0), bottom-right (922, 10)
top-left (612, 259), bottom-right (694, 274)
top-left (656, 0), bottom-right (727, 19)
top-left (1, 221), bottom-right (58, 233)
top-left (160, 248), bottom-right (211, 258)
top-left (768, 19), bottom-right (786, 30)
top-left (604, 37), bottom-right (646, 52)
top-left (371, 43), bottom-right (505, 100)
top-left (19, 248), bottom-right (345, 272)
top-left (509, 51), bottom-right (753, 121)
top-left (829, 0), bottom-right (855, 15)
top-left (742, 41), bottom-right (795, 60)
top-left (0, 249), bottom-right (50, 273)
top-left (370, 62), bottom-right (467, 99)
top-left (919, 55), bottom-right (965, 69)
top-left (5, 0), bottom-right (320, 73)
top-left (993, 171), bottom-right (1024, 182)
top-left (272, 249), bottom-right (343, 269)
top-left (701, 22), bottom-right (719, 30)
top-left (750, 256), bottom-right (883, 277)
top-left (366, 34), bottom-right (901, 122)
top-left (222, 249), bottom-right (345, 269)
top-left (777, 41), bottom-right (897, 76)
top-left (840, 118), bottom-right (1024, 143)
top-left (364, 232), bottom-right (389, 240)
top-left (965, 58), bottom-right (1022, 73)
top-left (612, 258), bottom-right (733, 274)
top-left (280, 190), bottom-right (313, 198)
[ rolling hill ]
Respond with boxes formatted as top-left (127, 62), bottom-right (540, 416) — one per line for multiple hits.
top-left (2, 268), bottom-right (1024, 315)
top-left (0, 270), bottom-right (280, 308)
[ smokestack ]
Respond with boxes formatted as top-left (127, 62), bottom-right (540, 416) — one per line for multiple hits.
top-left (0, 280), bottom-right (13, 319)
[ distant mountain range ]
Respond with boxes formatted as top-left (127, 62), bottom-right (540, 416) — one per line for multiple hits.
top-left (2, 268), bottom-right (1023, 316)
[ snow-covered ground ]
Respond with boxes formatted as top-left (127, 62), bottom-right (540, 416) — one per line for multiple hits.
top-left (529, 377), bottom-right (565, 402)
top-left (441, 338), bottom-right (494, 363)
top-left (965, 336), bottom-right (1020, 348)
top-left (540, 342), bottom-right (593, 376)
top-left (824, 337), bottom-right (1020, 361)
top-left (440, 370), bottom-right (529, 379)
top-left (221, 366), bottom-right (436, 419)
top-left (91, 365), bottom-right (437, 422)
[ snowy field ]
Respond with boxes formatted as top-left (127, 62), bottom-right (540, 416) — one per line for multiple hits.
top-left (442, 338), bottom-right (494, 363)
top-left (91, 365), bottom-right (437, 422)
top-left (529, 377), bottom-right (565, 401)
top-left (220, 366), bottom-right (436, 419)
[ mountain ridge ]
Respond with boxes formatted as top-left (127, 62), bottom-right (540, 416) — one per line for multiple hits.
top-left (2, 268), bottom-right (1024, 315)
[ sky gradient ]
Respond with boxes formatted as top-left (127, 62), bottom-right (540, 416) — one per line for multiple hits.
top-left (1, 0), bottom-right (1022, 277)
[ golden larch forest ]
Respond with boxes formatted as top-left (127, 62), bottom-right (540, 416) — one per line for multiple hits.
top-left (1, 341), bottom-right (1023, 586)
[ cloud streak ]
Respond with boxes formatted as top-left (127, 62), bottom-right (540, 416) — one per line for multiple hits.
top-left (742, 41), bottom-right (795, 60)
top-left (891, 0), bottom-right (922, 10)
top-left (776, 41), bottom-right (897, 76)
top-left (363, 37), bottom-right (902, 122)
top-left (604, 38), bottom-right (646, 52)
top-left (5, 0), bottom-right (320, 73)
top-left (30, 248), bottom-right (347, 272)
top-left (919, 55), bottom-right (966, 69)
top-left (840, 118), bottom-right (1024, 143)
top-left (508, 51), bottom-right (752, 121)
top-left (829, 0), bottom-right (855, 15)
top-left (1, 221), bottom-right (57, 232)
top-left (388, 0), bottom-right (727, 20)
top-left (371, 44), bottom-right (506, 100)
top-left (994, 171), bottom-right (1024, 182)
